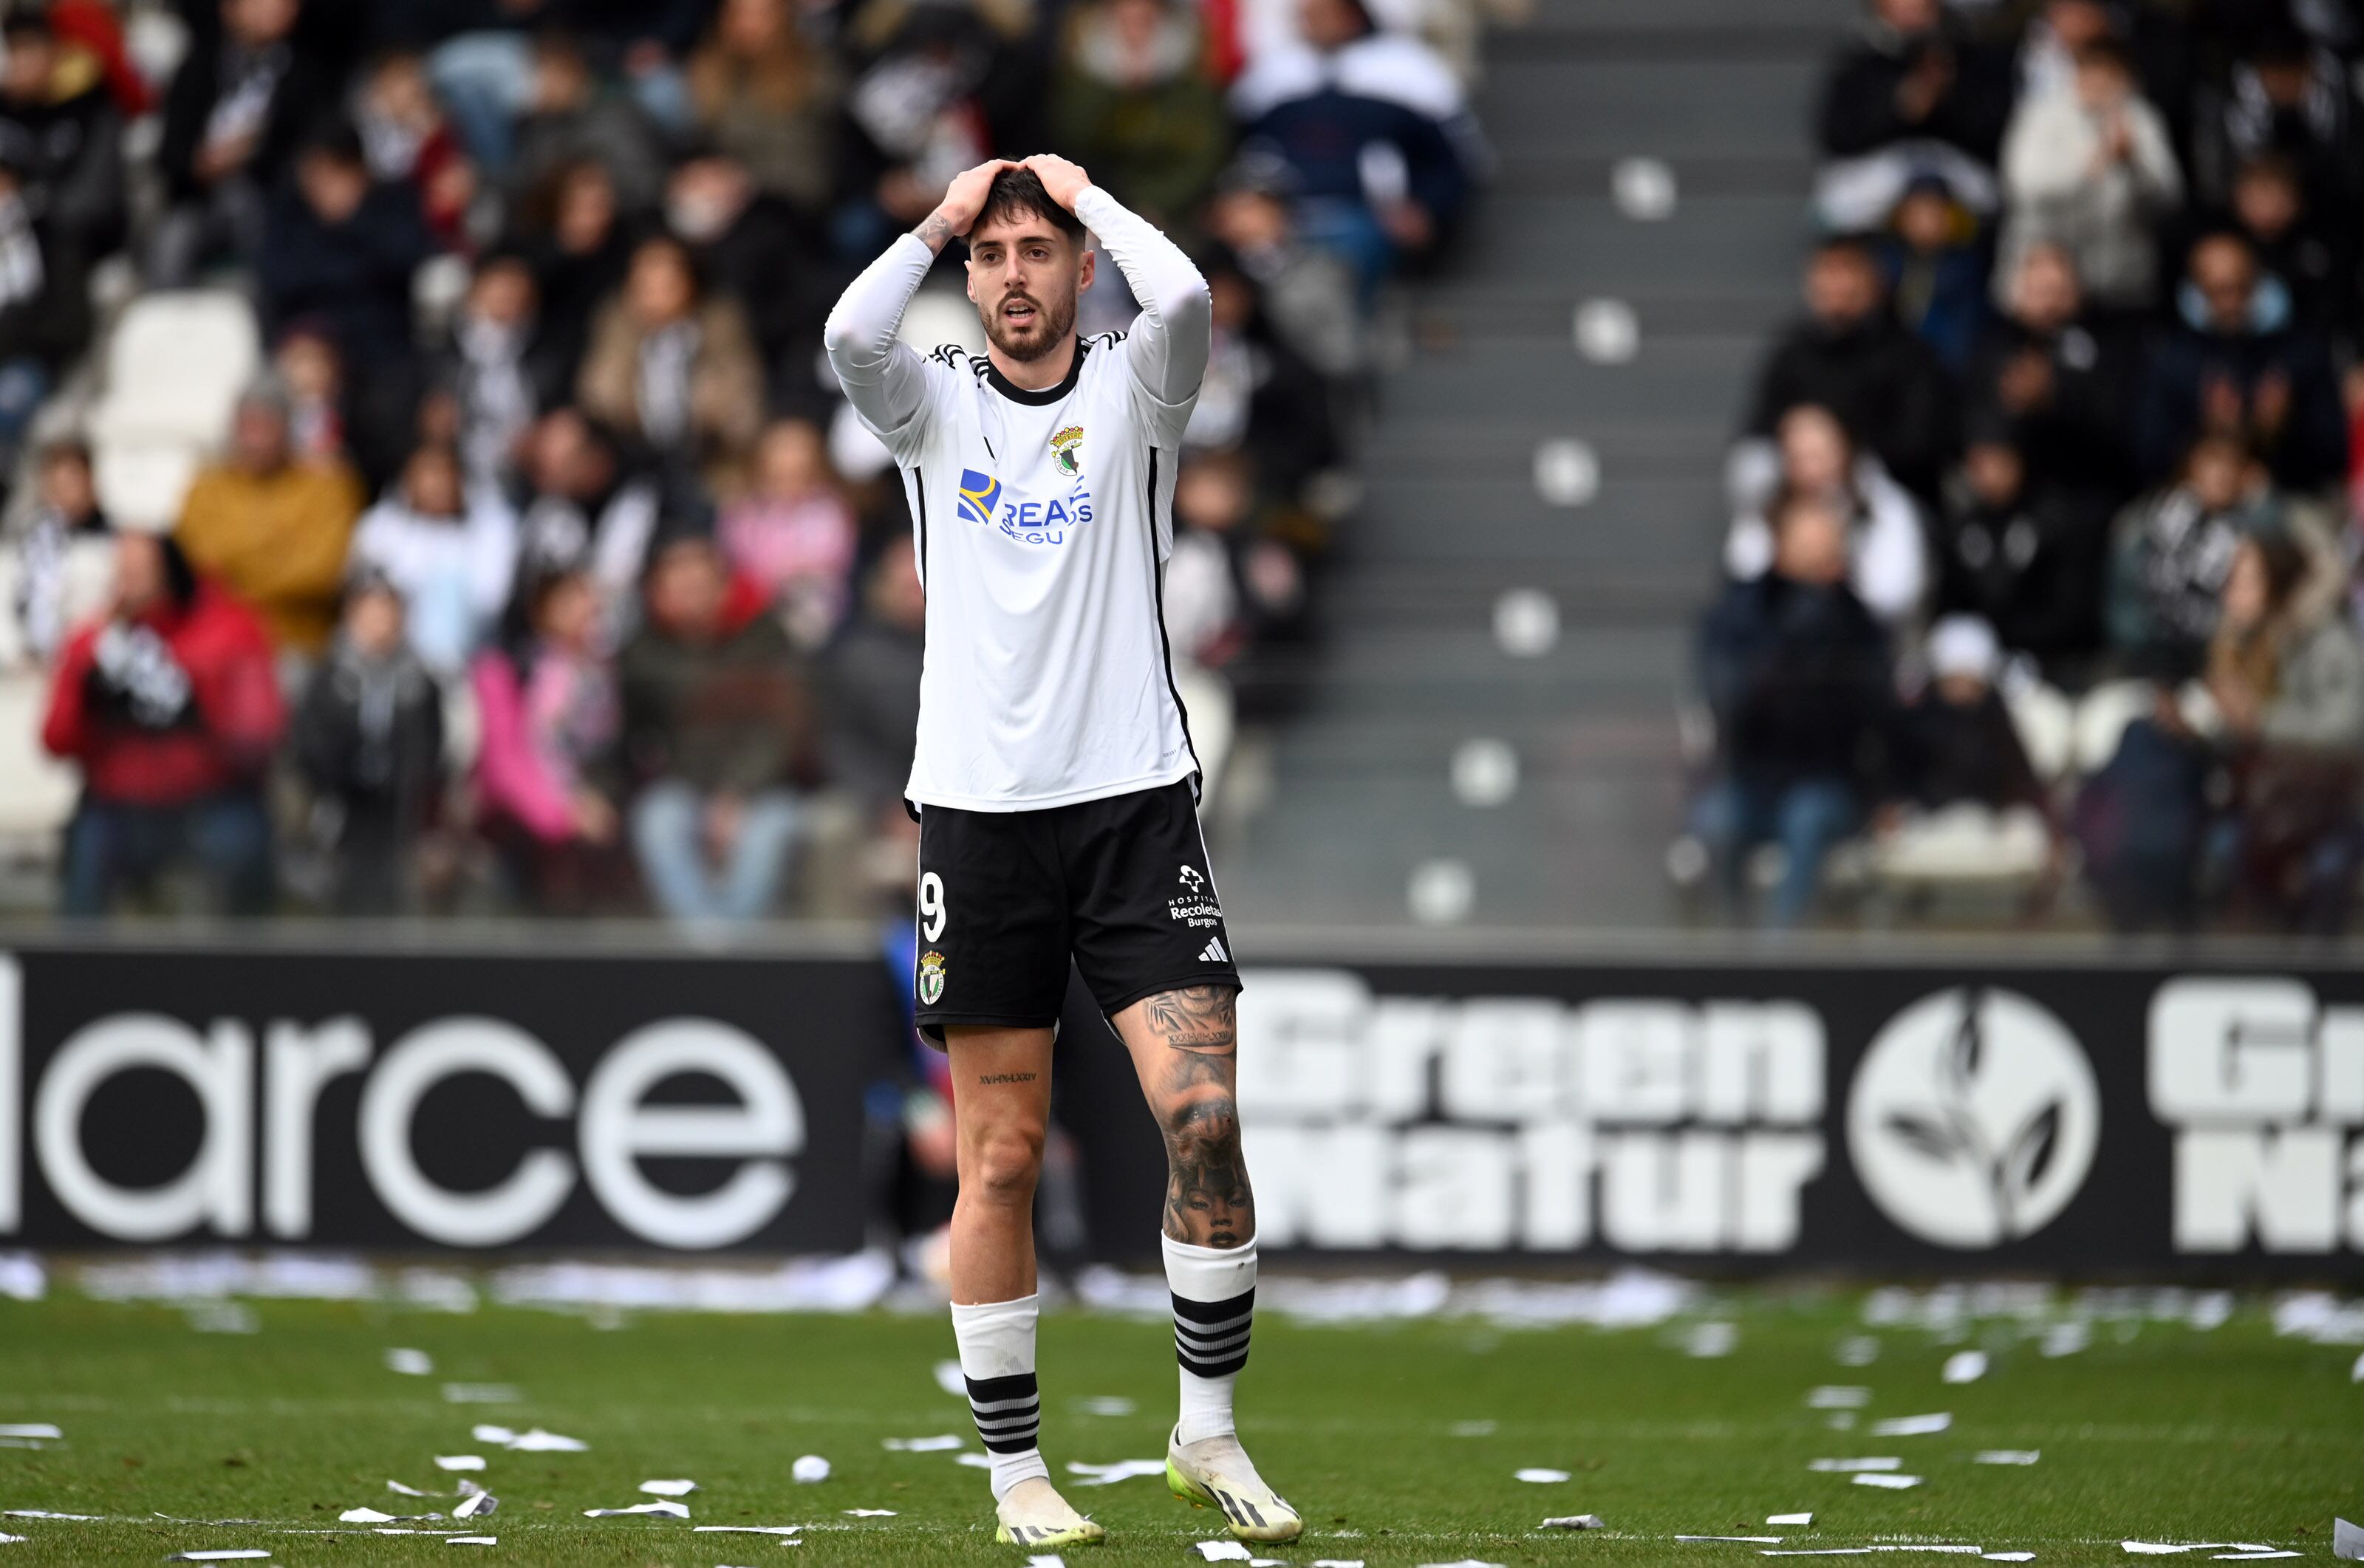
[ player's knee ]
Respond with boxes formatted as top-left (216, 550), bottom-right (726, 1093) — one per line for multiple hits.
top-left (1163, 1092), bottom-right (1240, 1160)
top-left (966, 1121), bottom-right (1047, 1207)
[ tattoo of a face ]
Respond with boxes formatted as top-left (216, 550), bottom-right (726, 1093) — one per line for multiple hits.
top-left (1164, 1094), bottom-right (1253, 1247)
top-left (977, 1072), bottom-right (1037, 1085)
top-left (1143, 985), bottom-right (1237, 1054)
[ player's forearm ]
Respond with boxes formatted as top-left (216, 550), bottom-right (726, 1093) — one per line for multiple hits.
top-left (1075, 185), bottom-right (1209, 335)
top-left (822, 232), bottom-right (933, 375)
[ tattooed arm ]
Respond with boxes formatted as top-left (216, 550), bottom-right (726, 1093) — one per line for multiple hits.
top-left (1120, 985), bottom-right (1254, 1248)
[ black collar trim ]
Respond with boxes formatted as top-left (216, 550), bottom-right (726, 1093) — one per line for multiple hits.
top-left (984, 337), bottom-right (1089, 405)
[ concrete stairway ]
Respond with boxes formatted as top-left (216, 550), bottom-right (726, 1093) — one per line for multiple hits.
top-left (1223, 0), bottom-right (1854, 929)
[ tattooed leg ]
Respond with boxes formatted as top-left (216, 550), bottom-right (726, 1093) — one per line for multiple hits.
top-left (1114, 986), bottom-right (1255, 1249)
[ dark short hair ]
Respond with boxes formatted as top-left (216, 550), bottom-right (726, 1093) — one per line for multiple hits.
top-left (973, 168), bottom-right (1085, 246)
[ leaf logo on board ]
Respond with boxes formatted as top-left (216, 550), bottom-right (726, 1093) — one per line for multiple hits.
top-left (1847, 987), bottom-right (2101, 1248)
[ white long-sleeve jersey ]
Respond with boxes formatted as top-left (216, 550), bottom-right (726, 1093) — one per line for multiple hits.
top-left (824, 186), bottom-right (1211, 812)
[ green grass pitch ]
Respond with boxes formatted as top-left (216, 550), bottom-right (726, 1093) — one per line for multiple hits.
top-left (0, 1281), bottom-right (2357, 1566)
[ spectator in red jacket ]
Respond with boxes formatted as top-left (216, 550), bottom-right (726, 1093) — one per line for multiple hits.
top-left (41, 531), bottom-right (285, 916)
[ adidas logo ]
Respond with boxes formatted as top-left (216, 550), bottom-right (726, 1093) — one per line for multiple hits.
top-left (1198, 937), bottom-right (1230, 964)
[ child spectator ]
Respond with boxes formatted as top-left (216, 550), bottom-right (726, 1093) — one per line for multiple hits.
top-left (718, 419), bottom-right (857, 650)
top-left (440, 253), bottom-right (567, 493)
top-left (42, 532), bottom-right (284, 916)
top-left (347, 442), bottom-right (519, 678)
top-left (292, 575), bottom-right (445, 913)
top-left (1892, 614), bottom-right (2047, 818)
top-left (620, 534), bottom-right (813, 925)
top-left (353, 49), bottom-right (474, 247)
top-left (471, 566), bottom-right (624, 913)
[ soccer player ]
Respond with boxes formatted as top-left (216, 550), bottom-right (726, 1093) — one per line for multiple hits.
top-left (824, 155), bottom-right (1299, 1550)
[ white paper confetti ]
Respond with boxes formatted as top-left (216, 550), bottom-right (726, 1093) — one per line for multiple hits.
top-left (2040, 1323), bottom-right (2089, 1358)
top-left (1515, 1468), bottom-right (1572, 1483)
top-left (1533, 438), bottom-right (1600, 507)
top-left (1974, 1451), bottom-right (2040, 1466)
top-left (694, 1526), bottom-right (804, 1535)
top-left (1195, 1543), bottom-right (1254, 1561)
top-left (1065, 1459), bottom-right (1168, 1486)
top-left (1417, 1560), bottom-right (1508, 1568)
top-left (165, 1555), bottom-right (270, 1563)
top-left (1312, 1561), bottom-right (1367, 1567)
top-left (1611, 157), bottom-right (1677, 220)
top-left (1451, 738), bottom-right (1520, 808)
top-left (340, 1509), bottom-right (401, 1524)
top-left (2337, 1518), bottom-right (2364, 1560)
top-left (844, 1509), bottom-right (898, 1517)
top-left (1678, 1536), bottom-right (1785, 1544)
top-left (638, 1479), bottom-right (697, 1496)
top-left (385, 1348), bottom-right (433, 1376)
top-left (882, 1434), bottom-right (964, 1451)
top-left (2351, 1352), bottom-right (2363, 1383)
top-left (1493, 588), bottom-right (1560, 657)
top-left (441, 1384), bottom-right (521, 1404)
top-left (1983, 1555), bottom-right (2035, 1562)
top-left (1836, 1337), bottom-right (1881, 1366)
top-left (1770, 1515), bottom-right (1815, 1527)
top-left (506, 1428), bottom-right (587, 1452)
top-left (1943, 1352), bottom-right (1989, 1384)
top-left (1683, 1322), bottom-right (1740, 1358)
top-left (386, 1482), bottom-right (436, 1498)
top-left (0, 1534), bottom-right (20, 1544)
top-left (2213, 1554), bottom-right (2298, 1561)
top-left (1076, 1396), bottom-right (1135, 1417)
top-left (453, 1492), bottom-right (496, 1520)
top-left (1808, 1388), bottom-right (1871, 1409)
top-left (2122, 1546), bottom-right (2230, 1555)
top-left (1027, 1557), bottom-right (1065, 1568)
top-left (933, 1359), bottom-right (966, 1397)
top-left (792, 1454), bottom-right (830, 1483)
top-left (447, 1538), bottom-right (496, 1547)
top-left (468, 1425), bottom-right (513, 1445)
top-left (0, 1426), bottom-right (62, 1441)
top-left (955, 1453), bottom-right (992, 1469)
top-left (434, 1456), bottom-right (485, 1472)
top-left (1809, 1458), bottom-right (1902, 1473)
top-left (1408, 858), bottom-right (1477, 925)
top-left (1543, 1516), bottom-right (1606, 1530)
top-left (1, 1511), bottom-right (100, 1520)
top-left (1574, 298), bottom-right (1640, 363)
top-left (581, 1502), bottom-right (688, 1519)
top-left (1869, 1414), bottom-right (1951, 1437)
top-left (1853, 1473), bottom-right (1922, 1490)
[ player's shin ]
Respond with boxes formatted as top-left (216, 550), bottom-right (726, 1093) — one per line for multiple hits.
top-left (949, 1294), bottom-right (1050, 1499)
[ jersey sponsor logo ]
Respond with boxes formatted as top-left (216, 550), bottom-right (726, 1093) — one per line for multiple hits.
top-left (956, 469), bottom-right (1002, 527)
top-left (1051, 425), bottom-right (1085, 477)
top-left (1169, 865), bottom-right (1222, 929)
top-left (952, 466), bottom-right (1096, 547)
top-left (918, 950), bottom-right (947, 1006)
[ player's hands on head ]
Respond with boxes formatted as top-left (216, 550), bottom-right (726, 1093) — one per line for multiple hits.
top-left (1021, 154), bottom-right (1091, 211)
top-left (939, 159), bottom-right (1018, 237)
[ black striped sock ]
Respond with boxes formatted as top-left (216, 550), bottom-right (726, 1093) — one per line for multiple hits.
top-left (965, 1369), bottom-right (1042, 1454)
top-left (1172, 1285), bottom-right (1254, 1379)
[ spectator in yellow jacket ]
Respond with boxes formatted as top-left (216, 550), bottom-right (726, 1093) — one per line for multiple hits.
top-left (174, 379), bottom-right (365, 657)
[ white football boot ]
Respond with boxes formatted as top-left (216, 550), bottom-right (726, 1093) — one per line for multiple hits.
top-left (993, 1476), bottom-right (1107, 1548)
top-left (1164, 1425), bottom-right (1302, 1543)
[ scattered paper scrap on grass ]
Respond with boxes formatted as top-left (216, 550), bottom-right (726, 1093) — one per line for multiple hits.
top-left (1853, 1474), bottom-right (1921, 1490)
top-left (385, 1349), bottom-right (433, 1375)
top-left (2121, 1546), bottom-right (2271, 1555)
top-left (694, 1525), bottom-right (802, 1535)
top-left (1515, 1468), bottom-right (1571, 1483)
top-left (2351, 1351), bottom-right (2363, 1383)
top-left (0, 1427), bottom-right (61, 1442)
top-left (582, 1502), bottom-right (689, 1519)
top-left (792, 1455), bottom-right (830, 1483)
top-left (1065, 1459), bottom-right (1166, 1485)
top-left (1025, 1556), bottom-right (1065, 1568)
top-left (1543, 1516), bottom-right (1606, 1530)
top-left (453, 1492), bottom-right (496, 1520)
top-left (844, 1509), bottom-right (897, 1517)
top-left (1195, 1543), bottom-right (1252, 1561)
top-left (1974, 1451), bottom-right (2039, 1466)
top-left (883, 1434), bottom-right (964, 1452)
top-left (955, 1454), bottom-right (992, 1470)
top-left (0, 1533), bottom-right (20, 1544)
top-left (2213, 1553), bottom-right (2298, 1560)
top-left (504, 1428), bottom-right (585, 1451)
top-left (386, 1482), bottom-right (439, 1498)
top-left (1677, 1535), bottom-right (1784, 1544)
top-left (441, 1385), bottom-right (521, 1404)
top-left (1808, 1389), bottom-right (1871, 1409)
top-left (2336, 1519), bottom-right (2364, 1561)
top-left (1769, 1515), bottom-right (1814, 1527)
top-left (1868, 1414), bottom-right (1951, 1437)
top-left (933, 1360), bottom-right (966, 1397)
top-left (446, 1538), bottom-right (496, 1547)
top-left (1983, 1554), bottom-right (2035, 1561)
top-left (1311, 1561), bottom-right (1367, 1567)
top-left (1449, 1420), bottom-right (1497, 1437)
top-left (165, 1553), bottom-right (271, 1562)
top-left (1810, 1459), bottom-right (1902, 1473)
top-left (2, 1510), bottom-right (100, 1520)
top-left (434, 1456), bottom-right (485, 1472)
top-left (639, 1480), bottom-right (697, 1496)
top-left (1683, 1322), bottom-right (1740, 1358)
top-left (1077, 1397), bottom-right (1136, 1417)
top-left (341, 1509), bottom-right (431, 1524)
top-left (1416, 1560), bottom-right (1507, 1568)
top-left (1943, 1352), bottom-right (1989, 1384)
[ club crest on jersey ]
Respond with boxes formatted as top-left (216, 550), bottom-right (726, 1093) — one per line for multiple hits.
top-left (1051, 425), bottom-right (1084, 477)
top-left (956, 469), bottom-right (1002, 527)
top-left (918, 950), bottom-right (946, 1005)
top-left (952, 466), bottom-right (1096, 547)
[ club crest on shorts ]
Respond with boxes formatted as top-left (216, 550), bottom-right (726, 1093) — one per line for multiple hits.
top-left (1051, 425), bottom-right (1084, 477)
top-left (918, 950), bottom-right (947, 1006)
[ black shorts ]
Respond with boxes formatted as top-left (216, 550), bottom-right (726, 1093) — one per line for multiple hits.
top-left (912, 778), bottom-right (1240, 1047)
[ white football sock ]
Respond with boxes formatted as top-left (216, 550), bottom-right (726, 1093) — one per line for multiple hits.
top-left (1163, 1233), bottom-right (1257, 1447)
top-left (950, 1293), bottom-right (1050, 1500)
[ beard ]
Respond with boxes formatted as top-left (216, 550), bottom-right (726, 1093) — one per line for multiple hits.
top-left (980, 287), bottom-right (1077, 363)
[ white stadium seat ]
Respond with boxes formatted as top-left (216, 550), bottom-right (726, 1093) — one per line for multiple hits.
top-left (89, 291), bottom-right (261, 528)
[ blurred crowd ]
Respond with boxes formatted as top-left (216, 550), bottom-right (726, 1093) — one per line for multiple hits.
top-left (1687, 0), bottom-right (2364, 934)
top-left (0, 0), bottom-right (1492, 923)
